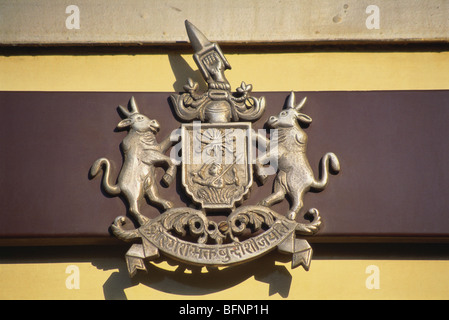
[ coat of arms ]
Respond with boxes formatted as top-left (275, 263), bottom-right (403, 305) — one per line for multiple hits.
top-left (90, 21), bottom-right (340, 277)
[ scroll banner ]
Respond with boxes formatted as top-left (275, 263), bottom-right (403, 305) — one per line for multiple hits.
top-left (122, 208), bottom-right (313, 276)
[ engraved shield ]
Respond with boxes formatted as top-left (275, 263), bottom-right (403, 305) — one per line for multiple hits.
top-left (181, 122), bottom-right (253, 210)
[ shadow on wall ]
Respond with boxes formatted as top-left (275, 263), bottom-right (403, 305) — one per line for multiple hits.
top-left (3, 243), bottom-right (449, 299)
top-left (94, 252), bottom-right (294, 300)
top-left (168, 54), bottom-right (207, 93)
top-left (0, 245), bottom-right (294, 299)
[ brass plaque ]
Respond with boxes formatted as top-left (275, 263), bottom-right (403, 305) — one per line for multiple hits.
top-left (90, 21), bottom-right (339, 276)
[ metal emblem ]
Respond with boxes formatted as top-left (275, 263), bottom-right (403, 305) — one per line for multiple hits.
top-left (90, 20), bottom-right (340, 277)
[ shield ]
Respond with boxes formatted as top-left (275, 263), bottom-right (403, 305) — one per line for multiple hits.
top-left (181, 122), bottom-right (253, 210)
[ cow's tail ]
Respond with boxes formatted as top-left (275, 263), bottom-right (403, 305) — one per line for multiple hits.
top-left (90, 158), bottom-right (121, 196)
top-left (311, 152), bottom-right (340, 191)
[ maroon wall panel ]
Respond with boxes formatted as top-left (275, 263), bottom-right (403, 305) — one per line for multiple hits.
top-left (1, 90), bottom-right (448, 244)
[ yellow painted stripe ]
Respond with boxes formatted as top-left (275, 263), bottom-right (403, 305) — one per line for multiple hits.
top-left (1, 52), bottom-right (449, 92)
top-left (1, 259), bottom-right (448, 299)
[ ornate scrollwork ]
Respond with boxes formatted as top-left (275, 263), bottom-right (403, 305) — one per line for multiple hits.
top-left (227, 206), bottom-right (277, 240)
top-left (161, 208), bottom-right (226, 244)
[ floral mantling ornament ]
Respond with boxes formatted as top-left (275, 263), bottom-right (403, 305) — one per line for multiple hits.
top-left (90, 21), bottom-right (340, 277)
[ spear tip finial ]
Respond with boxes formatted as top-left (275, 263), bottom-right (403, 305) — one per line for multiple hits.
top-left (185, 20), bottom-right (212, 53)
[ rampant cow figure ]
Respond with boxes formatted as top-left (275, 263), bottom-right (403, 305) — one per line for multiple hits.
top-left (256, 92), bottom-right (340, 220)
top-left (90, 96), bottom-right (177, 225)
